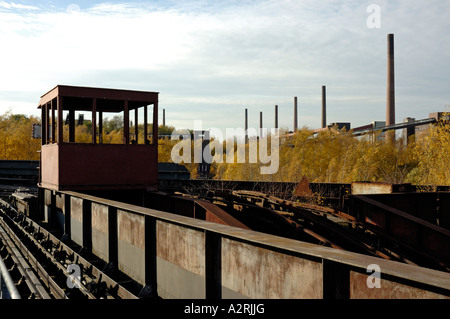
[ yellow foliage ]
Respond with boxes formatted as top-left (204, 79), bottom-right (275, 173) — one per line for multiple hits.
top-left (2, 110), bottom-right (450, 186)
top-left (213, 121), bottom-right (450, 186)
top-left (0, 112), bottom-right (41, 160)
top-left (407, 116), bottom-right (450, 186)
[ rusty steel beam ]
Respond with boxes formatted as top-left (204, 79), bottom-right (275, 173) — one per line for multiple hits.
top-left (209, 189), bottom-right (393, 260)
top-left (194, 199), bottom-right (250, 229)
top-left (144, 191), bottom-right (251, 229)
top-left (350, 195), bottom-right (450, 271)
top-left (200, 189), bottom-right (336, 246)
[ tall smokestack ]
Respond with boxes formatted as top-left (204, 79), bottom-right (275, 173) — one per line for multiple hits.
top-left (322, 86), bottom-right (326, 128)
top-left (260, 111), bottom-right (263, 138)
top-left (294, 97), bottom-right (298, 132)
top-left (163, 109), bottom-right (166, 126)
top-left (245, 108), bottom-right (248, 143)
top-left (386, 33), bottom-right (395, 127)
top-left (275, 105), bottom-right (278, 129)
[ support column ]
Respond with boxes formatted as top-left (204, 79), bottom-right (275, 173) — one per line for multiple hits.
top-left (98, 110), bottom-right (103, 144)
top-left (144, 105), bottom-right (148, 144)
top-left (92, 99), bottom-right (97, 144)
top-left (45, 103), bottom-right (50, 144)
top-left (41, 103), bottom-right (47, 145)
top-left (57, 96), bottom-right (63, 144)
top-left (134, 107), bottom-right (139, 144)
top-left (124, 101), bottom-right (129, 145)
top-left (152, 101), bottom-right (158, 145)
top-left (205, 231), bottom-right (222, 299)
top-left (69, 109), bottom-right (75, 142)
top-left (51, 99), bottom-right (56, 143)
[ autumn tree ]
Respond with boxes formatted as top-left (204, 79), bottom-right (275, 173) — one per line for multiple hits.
top-left (2, 110), bottom-right (450, 186)
top-left (407, 116), bottom-right (450, 186)
top-left (0, 111), bottom-right (41, 160)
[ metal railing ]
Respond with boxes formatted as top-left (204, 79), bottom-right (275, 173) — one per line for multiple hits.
top-left (0, 255), bottom-right (21, 299)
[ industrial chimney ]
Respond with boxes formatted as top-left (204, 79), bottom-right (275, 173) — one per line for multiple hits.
top-left (275, 105), bottom-right (278, 129)
top-left (294, 97), bottom-right (298, 132)
top-left (260, 111), bottom-right (263, 138)
top-left (322, 86), bottom-right (326, 128)
top-left (245, 108), bottom-right (248, 143)
top-left (386, 33), bottom-right (395, 127)
top-left (386, 34), bottom-right (396, 143)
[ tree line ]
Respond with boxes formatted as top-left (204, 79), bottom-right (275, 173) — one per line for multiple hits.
top-left (1, 110), bottom-right (449, 186)
top-left (209, 120), bottom-right (450, 187)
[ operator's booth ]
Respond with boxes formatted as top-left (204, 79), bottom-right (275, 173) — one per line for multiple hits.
top-left (38, 85), bottom-right (159, 191)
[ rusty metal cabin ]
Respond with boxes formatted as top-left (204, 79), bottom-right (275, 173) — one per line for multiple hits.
top-left (38, 85), bottom-right (159, 191)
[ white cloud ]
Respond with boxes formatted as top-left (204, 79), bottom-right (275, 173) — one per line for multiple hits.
top-left (0, 1), bottom-right (39, 10)
top-left (0, 0), bottom-right (449, 132)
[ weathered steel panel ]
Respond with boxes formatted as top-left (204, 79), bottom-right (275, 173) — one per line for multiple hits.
top-left (44, 189), bottom-right (52, 206)
top-left (156, 221), bottom-right (206, 298)
top-left (156, 257), bottom-right (206, 299)
top-left (221, 238), bottom-right (323, 299)
top-left (70, 197), bottom-right (83, 246)
top-left (40, 144), bottom-right (59, 190)
top-left (55, 193), bottom-right (64, 211)
top-left (350, 270), bottom-right (449, 299)
top-left (91, 202), bottom-right (109, 262)
top-left (117, 210), bottom-right (145, 285)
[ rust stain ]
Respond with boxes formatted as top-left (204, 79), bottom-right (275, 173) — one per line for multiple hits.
top-left (350, 271), bottom-right (449, 299)
top-left (221, 238), bottom-right (323, 299)
top-left (156, 221), bottom-right (205, 276)
top-left (117, 210), bottom-right (145, 249)
top-left (70, 197), bottom-right (83, 222)
top-left (92, 203), bottom-right (108, 233)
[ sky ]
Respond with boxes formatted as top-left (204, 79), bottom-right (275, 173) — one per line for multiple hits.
top-left (1, 0), bottom-right (450, 138)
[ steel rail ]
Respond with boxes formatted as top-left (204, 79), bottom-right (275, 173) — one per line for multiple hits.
top-left (0, 216), bottom-right (67, 299)
top-left (0, 251), bottom-right (21, 299)
top-left (0, 199), bottom-right (139, 299)
top-left (0, 222), bottom-right (51, 299)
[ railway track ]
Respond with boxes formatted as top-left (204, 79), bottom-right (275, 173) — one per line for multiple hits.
top-left (0, 198), bottom-right (145, 299)
top-left (185, 188), bottom-right (450, 272)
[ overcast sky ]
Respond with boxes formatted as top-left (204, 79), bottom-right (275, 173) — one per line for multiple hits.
top-left (1, 0), bottom-right (449, 137)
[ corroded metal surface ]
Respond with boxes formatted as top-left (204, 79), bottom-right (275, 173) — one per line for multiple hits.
top-left (38, 85), bottom-right (159, 192)
top-left (3, 183), bottom-right (450, 299)
top-left (221, 238), bottom-right (323, 298)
